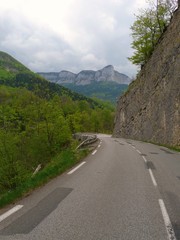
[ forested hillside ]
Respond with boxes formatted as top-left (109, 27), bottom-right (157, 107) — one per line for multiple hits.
top-left (61, 82), bottom-right (128, 104)
top-left (0, 52), bottom-right (115, 204)
top-left (0, 51), bottom-right (100, 107)
top-left (38, 65), bottom-right (130, 104)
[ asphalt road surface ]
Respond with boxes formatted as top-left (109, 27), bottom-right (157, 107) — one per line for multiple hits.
top-left (0, 134), bottom-right (180, 240)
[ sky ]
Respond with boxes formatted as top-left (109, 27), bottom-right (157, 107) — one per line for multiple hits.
top-left (0, 0), bottom-right (148, 78)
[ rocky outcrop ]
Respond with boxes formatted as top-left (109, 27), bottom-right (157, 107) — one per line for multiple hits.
top-left (38, 65), bottom-right (131, 85)
top-left (113, 7), bottom-right (180, 147)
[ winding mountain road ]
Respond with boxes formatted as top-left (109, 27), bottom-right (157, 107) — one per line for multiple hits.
top-left (0, 134), bottom-right (180, 240)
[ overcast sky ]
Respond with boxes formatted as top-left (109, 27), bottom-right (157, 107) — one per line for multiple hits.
top-left (0, 0), bottom-right (148, 77)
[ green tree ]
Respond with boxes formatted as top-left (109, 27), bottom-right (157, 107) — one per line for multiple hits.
top-left (0, 131), bottom-right (29, 192)
top-left (129, 0), bottom-right (178, 66)
top-left (0, 85), bottom-right (115, 194)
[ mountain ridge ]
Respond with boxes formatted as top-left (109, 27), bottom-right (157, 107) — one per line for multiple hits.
top-left (38, 65), bottom-right (131, 86)
top-left (0, 51), bottom-right (29, 73)
top-left (0, 51), bottom-right (102, 107)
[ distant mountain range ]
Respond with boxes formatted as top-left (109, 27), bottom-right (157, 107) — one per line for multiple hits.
top-left (0, 51), bottom-right (129, 104)
top-left (0, 51), bottom-right (101, 107)
top-left (38, 65), bottom-right (131, 85)
top-left (38, 65), bottom-right (130, 103)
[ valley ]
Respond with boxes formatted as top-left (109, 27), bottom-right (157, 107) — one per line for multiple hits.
top-left (38, 65), bottom-right (130, 103)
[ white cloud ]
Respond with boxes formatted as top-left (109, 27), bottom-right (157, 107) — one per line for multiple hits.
top-left (0, 0), bottom-right (148, 76)
top-left (81, 53), bottom-right (106, 70)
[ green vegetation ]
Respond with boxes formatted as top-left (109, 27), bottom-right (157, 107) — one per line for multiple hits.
top-left (62, 82), bottom-right (128, 104)
top-left (0, 67), bottom-right (15, 81)
top-left (0, 72), bottom-right (101, 108)
top-left (129, 0), bottom-right (178, 66)
top-left (166, 146), bottom-right (180, 152)
top-left (0, 51), bottom-right (115, 207)
top-left (0, 149), bottom-right (89, 208)
top-left (0, 51), bottom-right (29, 75)
top-left (146, 141), bottom-right (180, 152)
top-left (0, 52), bottom-right (102, 108)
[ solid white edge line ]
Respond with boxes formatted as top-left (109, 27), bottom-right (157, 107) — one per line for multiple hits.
top-left (0, 205), bottom-right (23, 223)
top-left (159, 199), bottom-right (177, 240)
top-left (92, 150), bottom-right (97, 155)
top-left (148, 169), bottom-right (157, 187)
top-left (67, 161), bottom-right (86, 175)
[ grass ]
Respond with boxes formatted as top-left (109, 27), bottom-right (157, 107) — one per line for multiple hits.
top-left (158, 144), bottom-right (180, 152)
top-left (145, 141), bottom-right (180, 152)
top-left (0, 148), bottom-right (89, 209)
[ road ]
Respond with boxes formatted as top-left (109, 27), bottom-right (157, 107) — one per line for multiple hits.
top-left (0, 134), bottom-right (180, 240)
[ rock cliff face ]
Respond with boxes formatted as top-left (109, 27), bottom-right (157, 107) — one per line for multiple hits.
top-left (38, 65), bottom-right (131, 85)
top-left (113, 8), bottom-right (180, 147)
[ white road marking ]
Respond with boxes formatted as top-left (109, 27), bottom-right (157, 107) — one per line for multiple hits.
top-left (132, 146), bottom-right (136, 149)
top-left (136, 149), bottom-right (142, 154)
top-left (148, 169), bottom-right (157, 187)
top-left (159, 199), bottom-right (177, 240)
top-left (0, 205), bottom-right (23, 223)
top-left (92, 150), bottom-right (97, 155)
top-left (98, 144), bottom-right (101, 148)
top-left (141, 155), bottom-right (157, 187)
top-left (67, 161), bottom-right (86, 175)
top-left (142, 156), bottom-right (147, 163)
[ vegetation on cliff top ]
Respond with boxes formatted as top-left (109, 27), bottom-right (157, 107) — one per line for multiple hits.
top-left (129, 0), bottom-right (178, 67)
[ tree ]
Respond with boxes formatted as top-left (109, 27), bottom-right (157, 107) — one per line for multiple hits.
top-left (0, 131), bottom-right (28, 191)
top-left (0, 85), bottom-right (115, 193)
top-left (129, 0), bottom-right (178, 66)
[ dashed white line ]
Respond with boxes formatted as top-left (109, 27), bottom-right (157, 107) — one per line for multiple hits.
top-left (142, 156), bottom-right (147, 163)
top-left (136, 149), bottom-right (142, 154)
top-left (0, 205), bottom-right (23, 223)
top-left (67, 161), bottom-right (86, 175)
top-left (159, 199), bottom-right (177, 240)
top-left (92, 150), bottom-right (97, 155)
top-left (98, 144), bottom-right (101, 148)
top-left (132, 146), bottom-right (136, 149)
top-left (141, 155), bottom-right (157, 186)
top-left (149, 169), bottom-right (157, 187)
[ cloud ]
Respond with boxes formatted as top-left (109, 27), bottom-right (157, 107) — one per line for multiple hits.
top-left (0, 11), bottom-right (75, 71)
top-left (0, 0), bottom-right (148, 76)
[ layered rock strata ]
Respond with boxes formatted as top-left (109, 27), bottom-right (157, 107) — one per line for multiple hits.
top-left (38, 65), bottom-right (131, 85)
top-left (113, 7), bottom-right (180, 147)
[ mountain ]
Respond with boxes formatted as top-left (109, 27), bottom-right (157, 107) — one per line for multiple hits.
top-left (0, 51), bottom-right (29, 73)
top-left (38, 65), bottom-right (130, 103)
top-left (0, 51), bottom-right (101, 107)
top-left (113, 7), bottom-right (180, 147)
top-left (38, 65), bottom-right (131, 85)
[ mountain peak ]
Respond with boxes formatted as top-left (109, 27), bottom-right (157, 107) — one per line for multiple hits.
top-left (103, 65), bottom-right (114, 69)
top-left (0, 51), bottom-right (29, 73)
